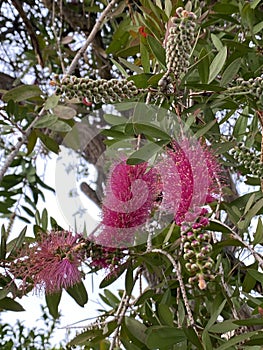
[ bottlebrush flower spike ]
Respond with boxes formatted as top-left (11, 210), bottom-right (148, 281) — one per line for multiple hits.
top-left (158, 138), bottom-right (219, 225)
top-left (93, 159), bottom-right (160, 248)
top-left (8, 231), bottom-right (85, 294)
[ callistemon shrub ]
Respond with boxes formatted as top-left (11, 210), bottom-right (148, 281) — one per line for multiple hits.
top-left (8, 231), bottom-right (86, 294)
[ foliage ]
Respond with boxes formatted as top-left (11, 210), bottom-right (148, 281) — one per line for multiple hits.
top-left (0, 0), bottom-right (263, 349)
top-left (0, 306), bottom-right (64, 349)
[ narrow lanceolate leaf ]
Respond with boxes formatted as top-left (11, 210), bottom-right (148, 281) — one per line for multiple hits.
top-left (66, 281), bottom-right (88, 307)
top-left (0, 297), bottom-right (25, 311)
top-left (147, 35), bottom-right (166, 68)
top-left (205, 300), bottom-right (226, 331)
top-left (145, 326), bottom-right (186, 349)
top-left (220, 58), bottom-right (242, 86)
top-left (45, 291), bottom-right (62, 319)
top-left (216, 331), bottom-right (259, 350)
top-left (0, 225), bottom-right (7, 259)
top-left (208, 46), bottom-right (227, 84)
top-left (253, 217), bottom-right (263, 245)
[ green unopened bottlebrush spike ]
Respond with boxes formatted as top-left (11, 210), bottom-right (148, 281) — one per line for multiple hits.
top-left (53, 76), bottom-right (140, 105)
top-left (159, 7), bottom-right (197, 91)
top-left (182, 216), bottom-right (215, 290)
top-left (229, 143), bottom-right (263, 177)
top-left (227, 76), bottom-right (263, 106)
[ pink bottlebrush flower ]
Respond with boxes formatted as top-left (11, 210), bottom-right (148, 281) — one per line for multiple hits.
top-left (93, 159), bottom-right (161, 248)
top-left (8, 231), bottom-right (85, 294)
top-left (158, 138), bottom-right (219, 225)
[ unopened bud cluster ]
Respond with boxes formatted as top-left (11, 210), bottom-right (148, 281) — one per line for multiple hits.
top-left (228, 76), bottom-right (263, 106)
top-left (85, 240), bottom-right (124, 270)
top-left (181, 215), bottom-right (215, 289)
top-left (159, 7), bottom-right (197, 91)
top-left (54, 76), bottom-right (139, 104)
top-left (229, 142), bottom-right (263, 177)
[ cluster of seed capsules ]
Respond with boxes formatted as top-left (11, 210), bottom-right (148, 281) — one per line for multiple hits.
top-left (159, 7), bottom-right (197, 91)
top-left (229, 142), bottom-right (263, 177)
top-left (181, 216), bottom-right (215, 290)
top-left (229, 76), bottom-right (263, 106)
top-left (54, 75), bottom-right (139, 104)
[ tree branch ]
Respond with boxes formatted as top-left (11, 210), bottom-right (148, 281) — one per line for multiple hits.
top-left (0, 108), bottom-right (45, 183)
top-left (11, 0), bottom-right (44, 67)
top-left (151, 249), bottom-right (197, 330)
top-left (67, 0), bottom-right (119, 75)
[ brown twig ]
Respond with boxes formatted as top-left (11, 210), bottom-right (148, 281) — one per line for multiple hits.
top-left (11, 0), bottom-right (44, 67)
top-left (151, 249), bottom-right (197, 330)
top-left (256, 111), bottom-right (263, 192)
top-left (67, 0), bottom-right (119, 75)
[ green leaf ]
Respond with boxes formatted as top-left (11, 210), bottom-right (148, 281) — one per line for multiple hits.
top-left (125, 317), bottom-right (147, 345)
top-left (34, 113), bottom-right (58, 128)
top-left (48, 120), bottom-right (72, 132)
top-left (253, 217), bottom-right (263, 245)
top-left (147, 35), bottom-right (166, 68)
top-left (216, 331), bottom-right (259, 350)
top-left (250, 0), bottom-right (262, 9)
top-left (3, 85), bottom-right (42, 102)
top-left (208, 46), bottom-right (227, 84)
top-left (110, 58), bottom-right (129, 78)
top-left (26, 130), bottom-right (38, 155)
top-left (247, 269), bottom-right (263, 289)
top-left (42, 208), bottom-right (48, 231)
top-left (183, 326), bottom-right (203, 350)
top-left (36, 131), bottom-right (60, 154)
top-left (234, 319), bottom-right (263, 327)
top-left (104, 114), bottom-right (128, 126)
top-left (118, 57), bottom-right (144, 74)
top-left (145, 326), bottom-right (185, 349)
top-left (158, 304), bottom-right (174, 326)
top-left (99, 262), bottom-right (128, 288)
top-left (245, 197), bottom-right (263, 223)
top-left (104, 289), bottom-right (120, 308)
top-left (128, 73), bottom-right (153, 88)
top-left (45, 291), bottom-right (62, 319)
top-left (44, 94), bottom-right (60, 110)
top-left (198, 48), bottom-right (210, 84)
top-left (0, 225), bottom-right (7, 259)
top-left (209, 320), bottom-right (239, 333)
top-left (121, 339), bottom-right (141, 350)
top-left (242, 262), bottom-right (257, 292)
top-left (140, 41), bottom-right (150, 73)
top-left (127, 140), bottom-right (168, 165)
top-left (66, 281), bottom-right (88, 307)
top-left (194, 120), bottom-right (217, 138)
top-left (244, 193), bottom-right (256, 215)
top-left (125, 266), bottom-right (134, 296)
top-left (211, 33), bottom-right (224, 51)
top-left (205, 300), bottom-right (226, 331)
top-left (8, 226), bottom-right (27, 256)
top-left (68, 329), bottom-right (103, 346)
top-left (134, 289), bottom-right (155, 306)
top-left (53, 105), bottom-right (77, 120)
top-left (245, 332), bottom-right (263, 346)
top-left (0, 297), bottom-right (25, 311)
top-left (220, 58), bottom-right (242, 86)
top-left (233, 112), bottom-right (248, 140)
top-left (132, 122), bottom-right (171, 140)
